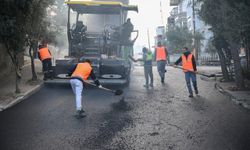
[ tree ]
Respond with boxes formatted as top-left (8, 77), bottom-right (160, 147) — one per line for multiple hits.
top-left (166, 27), bottom-right (193, 54)
top-left (0, 1), bottom-right (32, 93)
top-left (25, 0), bottom-right (54, 81)
top-left (166, 26), bottom-right (203, 54)
top-left (212, 34), bottom-right (231, 81)
top-left (0, 0), bottom-right (55, 93)
top-left (205, 38), bottom-right (217, 55)
top-left (199, 0), bottom-right (250, 89)
top-left (52, 0), bottom-right (68, 27)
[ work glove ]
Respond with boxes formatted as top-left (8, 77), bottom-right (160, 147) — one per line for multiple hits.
top-left (98, 85), bottom-right (103, 88)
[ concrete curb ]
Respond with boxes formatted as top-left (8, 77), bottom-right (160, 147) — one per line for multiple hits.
top-left (0, 83), bottom-right (44, 111)
top-left (215, 83), bottom-right (250, 109)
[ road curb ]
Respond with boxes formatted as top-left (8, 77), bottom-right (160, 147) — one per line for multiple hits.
top-left (0, 83), bottom-right (44, 111)
top-left (215, 83), bottom-right (250, 109)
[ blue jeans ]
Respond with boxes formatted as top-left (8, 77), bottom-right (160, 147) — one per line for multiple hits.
top-left (185, 72), bottom-right (198, 95)
top-left (144, 65), bottom-right (153, 85)
top-left (157, 60), bottom-right (166, 80)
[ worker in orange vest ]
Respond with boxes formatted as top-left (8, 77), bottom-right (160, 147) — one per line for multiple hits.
top-left (174, 47), bottom-right (198, 98)
top-left (155, 41), bottom-right (168, 83)
top-left (68, 59), bottom-right (102, 118)
top-left (38, 40), bottom-right (53, 81)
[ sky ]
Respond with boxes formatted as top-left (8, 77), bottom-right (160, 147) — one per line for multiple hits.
top-left (128, 0), bottom-right (171, 53)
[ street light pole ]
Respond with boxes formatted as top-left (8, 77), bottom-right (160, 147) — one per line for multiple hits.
top-left (192, 0), bottom-right (198, 61)
top-left (160, 1), bottom-right (164, 25)
top-left (147, 29), bottom-right (151, 51)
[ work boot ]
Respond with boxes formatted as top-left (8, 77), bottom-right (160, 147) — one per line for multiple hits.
top-left (75, 109), bottom-right (86, 119)
top-left (189, 94), bottom-right (194, 98)
top-left (161, 78), bottom-right (165, 84)
top-left (195, 90), bottom-right (199, 95)
top-left (143, 84), bottom-right (149, 88)
top-left (149, 83), bottom-right (154, 87)
top-left (49, 70), bottom-right (54, 80)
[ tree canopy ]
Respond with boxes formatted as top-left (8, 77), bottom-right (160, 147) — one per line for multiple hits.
top-left (0, 0), bottom-right (55, 92)
top-left (166, 26), bottom-right (203, 54)
top-left (199, 0), bottom-right (250, 88)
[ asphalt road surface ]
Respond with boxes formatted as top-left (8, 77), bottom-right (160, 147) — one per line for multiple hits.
top-left (1, 66), bottom-right (250, 150)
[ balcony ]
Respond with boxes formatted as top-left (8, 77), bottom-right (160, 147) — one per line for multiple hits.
top-left (170, 0), bottom-right (181, 6)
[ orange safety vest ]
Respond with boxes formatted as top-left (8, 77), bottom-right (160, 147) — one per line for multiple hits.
top-left (156, 47), bottom-right (167, 61)
top-left (71, 62), bottom-right (92, 81)
top-left (182, 54), bottom-right (194, 72)
top-left (39, 47), bottom-right (51, 61)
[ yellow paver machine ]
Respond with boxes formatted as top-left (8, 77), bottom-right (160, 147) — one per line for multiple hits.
top-left (53, 0), bottom-right (138, 85)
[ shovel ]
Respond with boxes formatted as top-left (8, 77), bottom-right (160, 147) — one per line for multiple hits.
top-left (84, 81), bottom-right (123, 96)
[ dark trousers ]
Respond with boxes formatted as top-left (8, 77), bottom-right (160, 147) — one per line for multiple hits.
top-left (144, 65), bottom-right (153, 85)
top-left (157, 60), bottom-right (166, 80)
top-left (42, 59), bottom-right (52, 79)
top-left (185, 72), bottom-right (198, 95)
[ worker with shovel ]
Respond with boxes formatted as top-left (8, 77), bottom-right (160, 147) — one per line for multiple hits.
top-left (68, 59), bottom-right (123, 119)
top-left (68, 59), bottom-right (102, 118)
top-left (174, 47), bottom-right (198, 98)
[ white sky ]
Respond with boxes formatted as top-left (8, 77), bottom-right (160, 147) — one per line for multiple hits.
top-left (128, 0), bottom-right (171, 52)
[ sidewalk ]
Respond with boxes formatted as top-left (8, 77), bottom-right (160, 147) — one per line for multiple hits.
top-left (0, 56), bottom-right (44, 111)
top-left (215, 81), bottom-right (250, 109)
top-left (197, 66), bottom-right (250, 109)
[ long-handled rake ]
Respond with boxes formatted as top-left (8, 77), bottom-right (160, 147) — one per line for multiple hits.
top-left (171, 65), bottom-right (216, 77)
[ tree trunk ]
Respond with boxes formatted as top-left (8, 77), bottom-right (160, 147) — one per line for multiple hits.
top-left (247, 41), bottom-right (250, 71)
top-left (230, 43), bottom-right (245, 89)
top-left (15, 68), bottom-right (21, 93)
top-left (29, 44), bottom-right (37, 81)
top-left (217, 48), bottom-right (230, 81)
top-left (6, 50), bottom-right (21, 93)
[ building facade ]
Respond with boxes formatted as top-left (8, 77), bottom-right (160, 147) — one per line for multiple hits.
top-left (168, 0), bottom-right (213, 57)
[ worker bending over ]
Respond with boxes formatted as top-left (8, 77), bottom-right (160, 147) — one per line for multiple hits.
top-left (174, 47), bottom-right (199, 98)
top-left (38, 40), bottom-right (53, 81)
top-left (68, 59), bottom-right (102, 118)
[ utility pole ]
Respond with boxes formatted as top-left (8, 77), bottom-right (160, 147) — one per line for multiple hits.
top-left (192, 0), bottom-right (198, 61)
top-left (160, 1), bottom-right (164, 25)
top-left (147, 29), bottom-right (151, 51)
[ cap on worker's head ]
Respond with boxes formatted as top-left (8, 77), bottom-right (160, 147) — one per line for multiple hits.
top-left (142, 47), bottom-right (147, 53)
top-left (183, 47), bottom-right (188, 51)
top-left (157, 41), bottom-right (162, 46)
top-left (127, 18), bottom-right (131, 22)
top-left (79, 58), bottom-right (91, 64)
top-left (84, 59), bottom-right (91, 64)
top-left (41, 40), bottom-right (48, 45)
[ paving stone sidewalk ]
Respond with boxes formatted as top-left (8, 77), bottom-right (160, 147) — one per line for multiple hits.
top-left (0, 57), bottom-right (44, 111)
top-left (197, 66), bottom-right (250, 109)
top-left (215, 82), bottom-right (250, 109)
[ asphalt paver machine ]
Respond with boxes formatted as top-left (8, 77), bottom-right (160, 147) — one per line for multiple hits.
top-left (53, 0), bottom-right (138, 85)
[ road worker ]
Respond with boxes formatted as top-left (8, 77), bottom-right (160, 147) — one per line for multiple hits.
top-left (38, 40), bottom-right (53, 81)
top-left (121, 18), bottom-right (134, 44)
top-left (174, 47), bottom-right (199, 98)
top-left (155, 41), bottom-right (168, 83)
top-left (139, 47), bottom-right (154, 88)
top-left (68, 59), bottom-right (102, 118)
